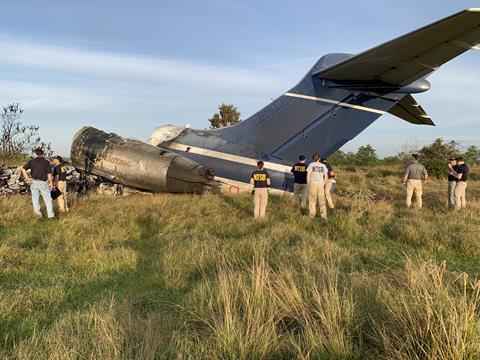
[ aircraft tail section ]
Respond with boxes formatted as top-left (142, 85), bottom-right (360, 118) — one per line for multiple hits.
top-left (167, 9), bottom-right (479, 167)
top-left (213, 55), bottom-right (396, 164)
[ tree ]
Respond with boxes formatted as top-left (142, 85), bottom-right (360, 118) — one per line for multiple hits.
top-left (419, 138), bottom-right (460, 178)
top-left (0, 103), bottom-right (52, 166)
top-left (208, 103), bottom-right (241, 129)
top-left (354, 144), bottom-right (379, 165)
top-left (327, 150), bottom-right (347, 165)
top-left (464, 145), bottom-right (480, 165)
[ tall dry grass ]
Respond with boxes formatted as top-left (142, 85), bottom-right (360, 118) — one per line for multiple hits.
top-left (0, 166), bottom-right (479, 359)
top-left (176, 256), bottom-right (480, 360)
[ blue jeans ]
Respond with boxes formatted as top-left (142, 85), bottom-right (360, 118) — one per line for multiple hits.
top-left (31, 180), bottom-right (54, 218)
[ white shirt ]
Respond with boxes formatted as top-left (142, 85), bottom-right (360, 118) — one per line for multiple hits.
top-left (307, 161), bottom-right (328, 185)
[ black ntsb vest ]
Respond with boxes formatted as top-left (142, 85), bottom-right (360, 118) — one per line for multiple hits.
top-left (251, 169), bottom-right (270, 188)
top-left (291, 162), bottom-right (308, 184)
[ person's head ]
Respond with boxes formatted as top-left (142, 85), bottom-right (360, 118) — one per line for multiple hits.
top-left (449, 157), bottom-right (457, 166)
top-left (298, 155), bottom-right (306, 162)
top-left (456, 156), bottom-right (465, 164)
top-left (33, 148), bottom-right (44, 157)
top-left (52, 155), bottom-right (63, 165)
top-left (312, 153), bottom-right (320, 162)
top-left (321, 158), bottom-right (328, 164)
top-left (257, 160), bottom-right (264, 169)
top-left (411, 153), bottom-right (420, 162)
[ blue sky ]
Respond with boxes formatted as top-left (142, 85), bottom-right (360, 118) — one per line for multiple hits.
top-left (1, 0), bottom-right (479, 156)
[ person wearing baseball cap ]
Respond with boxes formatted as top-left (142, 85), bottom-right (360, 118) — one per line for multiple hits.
top-left (52, 155), bottom-right (69, 212)
top-left (402, 153), bottom-right (428, 209)
top-left (453, 156), bottom-right (469, 210)
top-left (447, 157), bottom-right (458, 208)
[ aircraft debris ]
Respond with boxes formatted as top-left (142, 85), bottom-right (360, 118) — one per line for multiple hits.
top-left (71, 127), bottom-right (219, 194)
top-left (0, 167), bottom-right (28, 195)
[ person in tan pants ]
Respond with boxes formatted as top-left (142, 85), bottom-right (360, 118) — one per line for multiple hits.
top-left (307, 153), bottom-right (328, 219)
top-left (453, 157), bottom-right (469, 210)
top-left (52, 156), bottom-right (69, 213)
top-left (402, 154), bottom-right (428, 209)
top-left (250, 161), bottom-right (271, 219)
top-left (322, 158), bottom-right (336, 209)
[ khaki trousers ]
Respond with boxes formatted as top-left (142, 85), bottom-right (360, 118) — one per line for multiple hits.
top-left (406, 179), bottom-right (423, 209)
top-left (325, 179), bottom-right (335, 209)
top-left (448, 181), bottom-right (456, 208)
top-left (254, 188), bottom-right (268, 219)
top-left (308, 183), bottom-right (327, 219)
top-left (292, 183), bottom-right (308, 208)
top-left (57, 180), bottom-right (68, 212)
top-left (454, 181), bottom-right (467, 209)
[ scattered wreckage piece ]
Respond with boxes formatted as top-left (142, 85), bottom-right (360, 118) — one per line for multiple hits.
top-left (0, 165), bottom-right (81, 196)
top-left (0, 167), bottom-right (29, 195)
top-left (70, 127), bottom-right (219, 194)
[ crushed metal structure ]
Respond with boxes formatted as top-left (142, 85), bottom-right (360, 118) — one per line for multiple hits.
top-left (71, 127), bottom-right (219, 194)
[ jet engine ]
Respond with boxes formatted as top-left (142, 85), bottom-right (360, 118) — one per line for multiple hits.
top-left (70, 127), bottom-right (217, 193)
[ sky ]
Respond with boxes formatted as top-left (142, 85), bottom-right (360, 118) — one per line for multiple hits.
top-left (1, 0), bottom-right (479, 157)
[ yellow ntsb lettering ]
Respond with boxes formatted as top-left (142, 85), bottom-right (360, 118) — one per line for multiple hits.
top-left (253, 174), bottom-right (267, 181)
top-left (294, 166), bottom-right (306, 172)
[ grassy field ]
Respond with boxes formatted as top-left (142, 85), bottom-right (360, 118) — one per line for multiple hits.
top-left (1, 165), bottom-right (479, 359)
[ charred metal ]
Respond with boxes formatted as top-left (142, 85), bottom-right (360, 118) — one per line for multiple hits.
top-left (70, 127), bottom-right (218, 194)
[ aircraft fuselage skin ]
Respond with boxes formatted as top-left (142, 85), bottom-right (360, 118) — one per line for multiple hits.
top-left (151, 54), bottom-right (413, 191)
top-left (72, 9), bottom-right (480, 194)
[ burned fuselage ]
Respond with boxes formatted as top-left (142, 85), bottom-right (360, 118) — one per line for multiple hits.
top-left (71, 127), bottom-right (217, 194)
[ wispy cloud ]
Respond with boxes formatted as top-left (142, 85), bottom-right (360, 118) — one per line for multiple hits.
top-left (0, 35), bottom-right (478, 155)
top-left (0, 37), bottom-right (284, 91)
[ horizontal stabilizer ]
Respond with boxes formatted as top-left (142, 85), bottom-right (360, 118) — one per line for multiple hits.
top-left (314, 8), bottom-right (480, 86)
top-left (388, 95), bottom-right (435, 126)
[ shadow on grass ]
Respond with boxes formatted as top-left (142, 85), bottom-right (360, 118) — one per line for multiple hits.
top-left (1, 213), bottom-right (185, 351)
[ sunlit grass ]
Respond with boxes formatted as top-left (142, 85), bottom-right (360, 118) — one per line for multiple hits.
top-left (0, 166), bottom-right (479, 359)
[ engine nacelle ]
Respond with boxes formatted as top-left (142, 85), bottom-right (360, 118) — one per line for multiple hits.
top-left (71, 127), bottom-right (217, 194)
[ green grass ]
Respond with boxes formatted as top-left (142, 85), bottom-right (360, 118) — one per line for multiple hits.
top-left (0, 166), bottom-right (479, 359)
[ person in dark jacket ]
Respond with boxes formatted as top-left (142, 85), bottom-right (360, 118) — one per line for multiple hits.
top-left (447, 157), bottom-right (458, 208)
top-left (52, 155), bottom-right (69, 212)
top-left (453, 157), bottom-right (469, 209)
top-left (290, 155), bottom-right (308, 209)
top-left (250, 161), bottom-right (271, 219)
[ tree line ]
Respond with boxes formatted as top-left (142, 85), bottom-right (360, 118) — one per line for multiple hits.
top-left (2, 102), bottom-right (478, 179)
top-left (328, 140), bottom-right (479, 177)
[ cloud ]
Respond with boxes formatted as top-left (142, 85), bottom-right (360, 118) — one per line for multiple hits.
top-left (0, 37), bottom-right (285, 92)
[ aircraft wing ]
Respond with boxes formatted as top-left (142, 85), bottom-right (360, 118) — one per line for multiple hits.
top-left (387, 95), bottom-right (434, 126)
top-left (314, 8), bottom-right (480, 86)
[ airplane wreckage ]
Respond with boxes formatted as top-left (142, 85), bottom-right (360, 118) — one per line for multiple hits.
top-left (70, 9), bottom-right (480, 194)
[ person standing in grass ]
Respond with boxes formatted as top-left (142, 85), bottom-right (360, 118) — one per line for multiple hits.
top-left (307, 153), bottom-right (328, 219)
top-left (290, 155), bottom-right (308, 209)
top-left (447, 157), bottom-right (458, 209)
top-left (453, 157), bottom-right (469, 210)
top-left (250, 161), bottom-right (271, 219)
top-left (52, 155), bottom-right (69, 213)
top-left (322, 158), bottom-right (336, 210)
top-left (402, 153), bottom-right (428, 209)
top-left (21, 148), bottom-right (55, 219)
